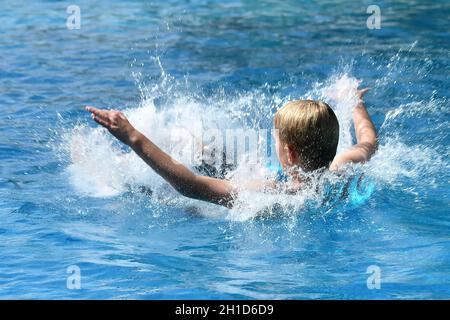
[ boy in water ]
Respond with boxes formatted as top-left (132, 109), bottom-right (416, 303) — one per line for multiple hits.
top-left (85, 86), bottom-right (377, 208)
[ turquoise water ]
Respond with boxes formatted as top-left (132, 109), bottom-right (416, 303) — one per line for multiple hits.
top-left (0, 0), bottom-right (449, 299)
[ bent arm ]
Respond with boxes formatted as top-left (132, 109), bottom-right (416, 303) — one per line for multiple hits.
top-left (330, 91), bottom-right (378, 170)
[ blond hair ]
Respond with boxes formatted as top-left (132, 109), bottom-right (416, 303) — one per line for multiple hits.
top-left (274, 100), bottom-right (339, 171)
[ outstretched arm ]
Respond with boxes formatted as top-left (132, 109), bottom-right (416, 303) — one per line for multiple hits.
top-left (330, 88), bottom-right (378, 170)
top-left (85, 106), bottom-right (235, 207)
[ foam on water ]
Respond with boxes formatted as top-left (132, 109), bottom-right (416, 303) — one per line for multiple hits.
top-left (61, 54), bottom-right (449, 221)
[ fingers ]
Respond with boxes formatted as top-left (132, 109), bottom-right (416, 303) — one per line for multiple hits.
top-left (355, 79), bottom-right (369, 93)
top-left (85, 106), bottom-right (111, 128)
top-left (85, 105), bottom-right (95, 113)
top-left (91, 113), bottom-right (109, 127)
top-left (85, 105), bottom-right (101, 115)
top-left (85, 106), bottom-right (109, 120)
top-left (360, 88), bottom-right (370, 94)
top-left (357, 88), bottom-right (370, 98)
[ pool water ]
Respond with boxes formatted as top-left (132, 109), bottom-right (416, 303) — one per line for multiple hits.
top-left (0, 0), bottom-right (449, 299)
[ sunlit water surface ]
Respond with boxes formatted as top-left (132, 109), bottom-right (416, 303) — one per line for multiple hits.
top-left (0, 0), bottom-right (449, 299)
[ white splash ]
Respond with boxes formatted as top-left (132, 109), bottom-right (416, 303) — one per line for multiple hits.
top-left (61, 69), bottom-right (448, 221)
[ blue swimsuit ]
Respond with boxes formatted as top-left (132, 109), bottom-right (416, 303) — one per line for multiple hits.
top-left (266, 162), bottom-right (375, 206)
top-left (266, 162), bottom-right (289, 183)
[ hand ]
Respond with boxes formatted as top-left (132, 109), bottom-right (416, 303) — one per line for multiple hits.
top-left (85, 106), bottom-right (137, 145)
top-left (356, 87), bottom-right (370, 101)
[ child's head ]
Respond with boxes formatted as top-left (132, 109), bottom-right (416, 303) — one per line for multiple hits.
top-left (274, 100), bottom-right (339, 172)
